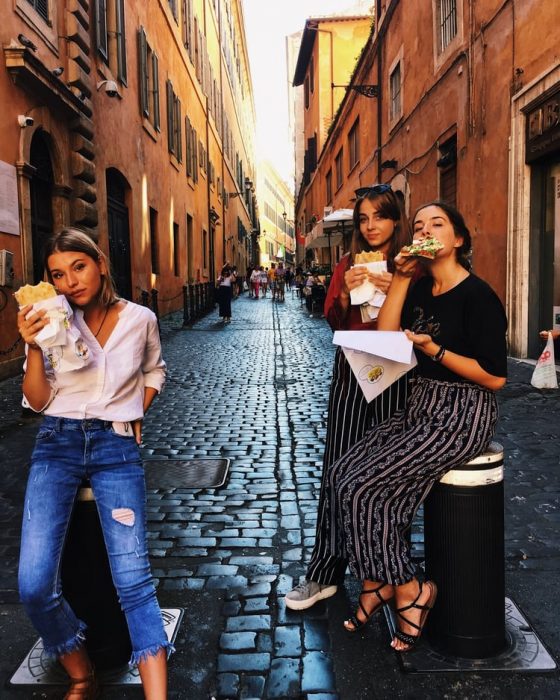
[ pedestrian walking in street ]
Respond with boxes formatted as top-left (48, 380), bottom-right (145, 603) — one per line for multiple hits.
top-left (285, 184), bottom-right (411, 611)
top-left (268, 263), bottom-right (277, 301)
top-left (275, 262), bottom-right (286, 302)
top-left (259, 266), bottom-right (268, 297)
top-left (325, 202), bottom-right (507, 651)
top-left (250, 267), bottom-right (261, 299)
top-left (16, 228), bottom-right (171, 698)
top-left (217, 264), bottom-right (234, 322)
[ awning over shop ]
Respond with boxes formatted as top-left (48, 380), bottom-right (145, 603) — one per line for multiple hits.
top-left (306, 208), bottom-right (353, 249)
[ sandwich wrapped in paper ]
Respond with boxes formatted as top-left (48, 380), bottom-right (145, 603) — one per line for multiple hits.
top-left (350, 251), bottom-right (388, 307)
top-left (15, 282), bottom-right (91, 372)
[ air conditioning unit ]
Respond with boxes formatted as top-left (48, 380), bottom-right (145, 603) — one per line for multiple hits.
top-left (323, 207), bottom-right (333, 218)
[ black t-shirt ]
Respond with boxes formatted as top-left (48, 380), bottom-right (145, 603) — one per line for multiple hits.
top-left (401, 274), bottom-right (508, 381)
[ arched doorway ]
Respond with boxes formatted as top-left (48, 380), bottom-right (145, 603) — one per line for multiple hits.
top-left (106, 168), bottom-right (132, 300)
top-left (30, 131), bottom-right (54, 282)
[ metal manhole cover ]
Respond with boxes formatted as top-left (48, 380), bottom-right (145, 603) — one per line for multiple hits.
top-left (144, 459), bottom-right (230, 489)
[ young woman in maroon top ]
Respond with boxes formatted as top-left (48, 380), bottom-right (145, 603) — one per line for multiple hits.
top-left (285, 184), bottom-right (412, 611)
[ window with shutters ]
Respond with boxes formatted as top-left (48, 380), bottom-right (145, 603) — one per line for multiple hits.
top-left (166, 80), bottom-right (182, 161)
top-left (326, 170), bottom-right (333, 204)
top-left (335, 149), bottom-right (343, 190)
top-left (138, 28), bottom-right (160, 132)
top-left (168, 0), bottom-right (178, 22)
top-left (389, 61), bottom-right (402, 124)
top-left (348, 119), bottom-right (360, 171)
top-left (95, 0), bottom-right (127, 84)
top-left (437, 135), bottom-right (457, 206)
top-left (25, 0), bottom-right (49, 22)
top-left (185, 117), bottom-right (199, 183)
top-left (182, 0), bottom-right (194, 60)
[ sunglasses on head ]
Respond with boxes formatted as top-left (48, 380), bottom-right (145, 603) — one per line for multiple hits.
top-left (354, 184), bottom-right (392, 198)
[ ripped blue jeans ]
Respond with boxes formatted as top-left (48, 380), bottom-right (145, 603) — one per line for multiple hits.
top-left (18, 416), bottom-right (172, 664)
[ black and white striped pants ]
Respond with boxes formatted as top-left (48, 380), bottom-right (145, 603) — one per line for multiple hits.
top-left (324, 377), bottom-right (498, 585)
top-left (306, 347), bottom-right (408, 584)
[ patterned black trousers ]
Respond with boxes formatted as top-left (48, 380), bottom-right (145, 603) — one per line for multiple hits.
top-left (323, 377), bottom-right (499, 586)
top-left (306, 347), bottom-right (408, 585)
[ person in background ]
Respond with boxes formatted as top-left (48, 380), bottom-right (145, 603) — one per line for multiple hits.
top-left (217, 264), bottom-right (234, 322)
top-left (246, 266), bottom-right (254, 297)
top-left (268, 263), bottom-right (277, 301)
top-left (275, 262), bottom-right (286, 302)
top-left (250, 267), bottom-right (261, 299)
top-left (328, 201), bottom-right (507, 651)
top-left (259, 266), bottom-right (268, 298)
top-left (16, 228), bottom-right (170, 699)
top-left (285, 184), bottom-right (411, 611)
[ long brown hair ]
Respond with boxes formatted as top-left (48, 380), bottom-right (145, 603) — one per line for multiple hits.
top-left (349, 187), bottom-right (411, 271)
top-left (42, 227), bottom-right (120, 307)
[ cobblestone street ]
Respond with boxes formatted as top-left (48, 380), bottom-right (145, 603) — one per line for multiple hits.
top-left (1, 291), bottom-right (559, 699)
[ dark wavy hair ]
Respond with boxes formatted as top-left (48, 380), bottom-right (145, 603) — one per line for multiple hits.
top-left (350, 187), bottom-right (411, 272)
top-left (412, 200), bottom-right (472, 270)
top-left (42, 227), bottom-right (119, 306)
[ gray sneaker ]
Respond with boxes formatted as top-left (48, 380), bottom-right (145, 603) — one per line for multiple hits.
top-left (285, 580), bottom-right (337, 610)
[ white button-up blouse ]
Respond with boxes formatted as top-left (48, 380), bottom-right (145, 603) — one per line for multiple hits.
top-left (24, 302), bottom-right (166, 421)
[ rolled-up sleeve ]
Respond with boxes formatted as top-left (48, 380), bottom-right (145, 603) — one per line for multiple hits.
top-left (142, 316), bottom-right (166, 392)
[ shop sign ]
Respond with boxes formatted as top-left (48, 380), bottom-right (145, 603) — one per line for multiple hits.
top-left (526, 90), bottom-right (560, 163)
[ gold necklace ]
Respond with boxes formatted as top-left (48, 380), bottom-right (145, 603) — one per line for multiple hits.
top-left (92, 307), bottom-right (110, 338)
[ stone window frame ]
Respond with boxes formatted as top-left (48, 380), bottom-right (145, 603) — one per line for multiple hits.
top-left (14, 0), bottom-right (59, 56)
top-left (388, 46), bottom-right (404, 130)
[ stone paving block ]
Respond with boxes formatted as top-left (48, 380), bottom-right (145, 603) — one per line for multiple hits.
top-left (243, 597), bottom-right (270, 613)
top-left (267, 657), bottom-right (301, 698)
top-left (302, 651), bottom-right (336, 693)
top-left (217, 652), bottom-right (270, 672)
top-left (206, 575), bottom-right (248, 589)
top-left (217, 672), bottom-right (239, 699)
top-left (219, 631), bottom-right (257, 651)
top-left (274, 625), bottom-right (302, 657)
top-left (303, 618), bottom-right (330, 651)
top-left (226, 615), bottom-right (271, 632)
top-left (197, 563), bottom-right (239, 576)
top-left (239, 674), bottom-right (266, 698)
top-left (229, 556), bottom-right (275, 566)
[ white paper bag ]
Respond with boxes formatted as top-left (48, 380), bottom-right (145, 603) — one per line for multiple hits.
top-left (26, 295), bottom-right (91, 372)
top-left (531, 333), bottom-right (558, 389)
top-left (349, 261), bottom-right (387, 305)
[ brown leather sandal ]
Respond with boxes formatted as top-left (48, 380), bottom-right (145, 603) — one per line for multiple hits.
top-left (63, 668), bottom-right (99, 699)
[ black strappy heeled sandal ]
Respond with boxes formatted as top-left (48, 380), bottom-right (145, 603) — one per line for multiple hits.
top-left (393, 580), bottom-right (438, 652)
top-left (344, 583), bottom-right (393, 632)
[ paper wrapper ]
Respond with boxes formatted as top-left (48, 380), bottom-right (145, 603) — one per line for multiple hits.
top-left (350, 261), bottom-right (387, 305)
top-left (25, 295), bottom-right (91, 372)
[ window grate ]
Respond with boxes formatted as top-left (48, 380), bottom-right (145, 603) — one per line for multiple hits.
top-left (438, 0), bottom-right (458, 53)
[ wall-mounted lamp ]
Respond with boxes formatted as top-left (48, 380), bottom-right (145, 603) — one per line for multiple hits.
top-left (381, 159), bottom-right (398, 170)
top-left (331, 82), bottom-right (379, 98)
top-left (209, 207), bottom-right (220, 224)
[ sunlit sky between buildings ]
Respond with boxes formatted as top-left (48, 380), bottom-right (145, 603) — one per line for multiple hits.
top-left (243, 0), bottom-right (374, 188)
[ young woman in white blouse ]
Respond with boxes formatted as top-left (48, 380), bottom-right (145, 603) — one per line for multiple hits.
top-left (17, 228), bottom-right (170, 699)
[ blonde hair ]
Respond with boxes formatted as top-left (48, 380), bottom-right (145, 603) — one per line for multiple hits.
top-left (43, 227), bottom-right (120, 307)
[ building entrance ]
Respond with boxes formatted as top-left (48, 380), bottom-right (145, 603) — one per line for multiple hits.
top-left (106, 169), bottom-right (132, 300)
top-left (29, 131), bottom-right (54, 283)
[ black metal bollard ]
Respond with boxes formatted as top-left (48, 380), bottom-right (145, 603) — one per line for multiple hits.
top-left (189, 284), bottom-right (196, 322)
top-left (140, 289), bottom-right (150, 308)
top-left (182, 285), bottom-right (190, 326)
top-left (150, 288), bottom-right (159, 320)
top-left (61, 483), bottom-right (132, 670)
top-left (424, 442), bottom-right (507, 658)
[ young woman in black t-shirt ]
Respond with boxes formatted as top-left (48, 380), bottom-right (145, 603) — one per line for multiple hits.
top-left (321, 201), bottom-right (507, 652)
